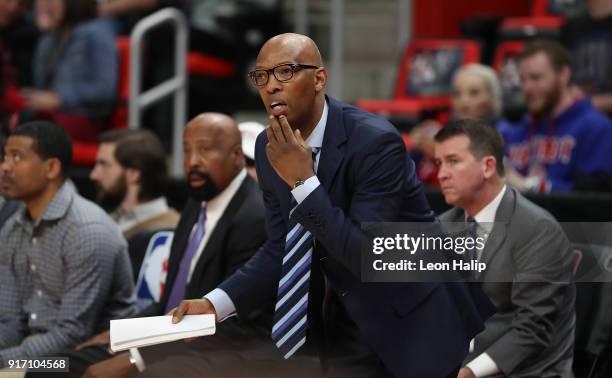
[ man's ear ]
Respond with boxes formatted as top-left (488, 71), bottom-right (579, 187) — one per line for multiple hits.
top-left (45, 158), bottom-right (62, 181)
top-left (482, 156), bottom-right (497, 179)
top-left (125, 168), bottom-right (141, 185)
top-left (314, 67), bottom-right (327, 93)
top-left (233, 144), bottom-right (245, 168)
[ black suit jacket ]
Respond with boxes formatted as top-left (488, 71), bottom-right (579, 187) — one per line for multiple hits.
top-left (139, 175), bottom-right (269, 361)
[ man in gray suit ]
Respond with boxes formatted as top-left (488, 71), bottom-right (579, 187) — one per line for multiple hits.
top-left (434, 119), bottom-right (575, 378)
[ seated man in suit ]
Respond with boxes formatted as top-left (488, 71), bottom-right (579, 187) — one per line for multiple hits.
top-left (90, 129), bottom-right (180, 239)
top-left (434, 119), bottom-right (576, 377)
top-left (0, 121), bottom-right (135, 366)
top-left (45, 113), bottom-right (269, 378)
top-left (171, 33), bottom-right (495, 378)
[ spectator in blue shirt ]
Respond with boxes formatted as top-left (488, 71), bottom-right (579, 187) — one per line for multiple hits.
top-left (499, 40), bottom-right (612, 192)
top-left (21, 0), bottom-right (118, 142)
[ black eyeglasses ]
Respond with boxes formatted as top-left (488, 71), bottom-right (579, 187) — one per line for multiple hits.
top-left (248, 63), bottom-right (319, 86)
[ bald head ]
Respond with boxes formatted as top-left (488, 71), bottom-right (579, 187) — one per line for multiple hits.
top-left (257, 33), bottom-right (323, 67)
top-left (254, 33), bottom-right (327, 136)
top-left (183, 113), bottom-right (244, 200)
top-left (186, 112), bottom-right (241, 150)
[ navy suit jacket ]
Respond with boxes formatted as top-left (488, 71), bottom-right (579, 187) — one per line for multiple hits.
top-left (219, 97), bottom-right (495, 377)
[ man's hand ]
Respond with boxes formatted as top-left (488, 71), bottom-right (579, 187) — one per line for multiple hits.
top-left (83, 352), bottom-right (136, 378)
top-left (265, 115), bottom-right (315, 187)
top-left (457, 367), bottom-right (476, 378)
top-left (20, 88), bottom-right (62, 111)
top-left (76, 329), bottom-right (110, 351)
top-left (170, 298), bottom-right (217, 324)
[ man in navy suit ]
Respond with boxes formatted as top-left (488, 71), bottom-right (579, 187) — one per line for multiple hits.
top-left (172, 33), bottom-right (495, 378)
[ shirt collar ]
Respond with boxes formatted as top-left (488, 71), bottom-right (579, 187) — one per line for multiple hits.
top-left (17, 181), bottom-right (75, 226)
top-left (202, 168), bottom-right (247, 211)
top-left (471, 185), bottom-right (507, 231)
top-left (304, 100), bottom-right (328, 149)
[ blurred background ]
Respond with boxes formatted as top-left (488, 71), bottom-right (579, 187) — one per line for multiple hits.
top-left (3, 1), bottom-right (612, 377)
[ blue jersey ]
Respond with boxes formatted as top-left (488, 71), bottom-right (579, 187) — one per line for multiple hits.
top-left (498, 98), bottom-right (612, 191)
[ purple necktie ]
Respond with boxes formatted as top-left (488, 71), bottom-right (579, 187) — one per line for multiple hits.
top-left (165, 206), bottom-right (207, 312)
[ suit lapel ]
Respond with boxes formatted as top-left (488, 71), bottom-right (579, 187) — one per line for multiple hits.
top-left (442, 193), bottom-right (514, 280)
top-left (186, 177), bottom-right (249, 291)
top-left (479, 188), bottom-right (515, 276)
top-left (316, 97), bottom-right (347, 192)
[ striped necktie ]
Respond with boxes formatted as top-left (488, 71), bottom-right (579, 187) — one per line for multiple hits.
top-left (272, 147), bottom-right (320, 359)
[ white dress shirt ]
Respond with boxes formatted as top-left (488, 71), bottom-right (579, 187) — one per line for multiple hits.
top-left (466, 185), bottom-right (506, 377)
top-left (205, 100), bottom-right (329, 322)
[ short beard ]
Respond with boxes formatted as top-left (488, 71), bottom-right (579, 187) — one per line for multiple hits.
top-left (186, 171), bottom-right (218, 202)
top-left (95, 174), bottom-right (127, 212)
top-left (528, 80), bottom-right (562, 121)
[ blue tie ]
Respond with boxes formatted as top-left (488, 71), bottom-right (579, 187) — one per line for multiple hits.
top-left (272, 147), bottom-right (320, 359)
top-left (165, 206), bottom-right (206, 313)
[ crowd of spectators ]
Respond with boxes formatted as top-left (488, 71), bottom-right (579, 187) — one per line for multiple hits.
top-left (1, 1), bottom-right (611, 194)
top-left (1, 1), bottom-right (612, 377)
top-left (0, 0), bottom-right (282, 143)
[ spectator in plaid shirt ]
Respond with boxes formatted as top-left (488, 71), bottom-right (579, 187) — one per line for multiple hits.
top-left (0, 121), bottom-right (136, 366)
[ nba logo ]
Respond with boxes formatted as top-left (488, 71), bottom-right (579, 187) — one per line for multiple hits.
top-left (135, 231), bottom-right (174, 307)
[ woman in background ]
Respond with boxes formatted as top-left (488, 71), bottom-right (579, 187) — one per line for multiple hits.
top-left (22, 0), bottom-right (117, 142)
top-left (410, 63), bottom-right (502, 186)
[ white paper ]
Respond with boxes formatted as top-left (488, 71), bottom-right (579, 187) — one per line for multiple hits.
top-left (110, 315), bottom-right (216, 352)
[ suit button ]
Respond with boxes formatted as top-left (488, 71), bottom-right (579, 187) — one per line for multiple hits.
top-left (340, 291), bottom-right (348, 297)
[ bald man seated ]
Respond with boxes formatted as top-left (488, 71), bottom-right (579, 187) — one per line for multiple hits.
top-left (166, 33), bottom-right (495, 378)
top-left (36, 113), bottom-right (271, 378)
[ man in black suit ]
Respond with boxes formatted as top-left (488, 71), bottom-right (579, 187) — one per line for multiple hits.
top-left (44, 112), bottom-right (268, 378)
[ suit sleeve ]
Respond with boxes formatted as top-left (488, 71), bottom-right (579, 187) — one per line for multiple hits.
top-left (483, 216), bottom-right (574, 375)
top-left (293, 131), bottom-right (414, 277)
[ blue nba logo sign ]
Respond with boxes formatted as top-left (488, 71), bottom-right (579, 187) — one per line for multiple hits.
top-left (135, 231), bottom-right (174, 307)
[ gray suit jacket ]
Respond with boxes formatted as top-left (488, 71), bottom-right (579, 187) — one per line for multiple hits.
top-left (441, 187), bottom-right (576, 377)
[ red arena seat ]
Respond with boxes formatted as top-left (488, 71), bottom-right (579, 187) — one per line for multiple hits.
top-left (355, 39), bottom-right (481, 130)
